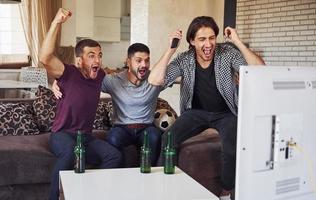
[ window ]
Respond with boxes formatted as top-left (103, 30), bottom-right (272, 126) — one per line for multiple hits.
top-left (0, 4), bottom-right (29, 65)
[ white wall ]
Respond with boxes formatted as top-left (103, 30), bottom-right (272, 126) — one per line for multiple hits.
top-left (100, 41), bottom-right (130, 68)
top-left (159, 84), bottom-right (180, 115)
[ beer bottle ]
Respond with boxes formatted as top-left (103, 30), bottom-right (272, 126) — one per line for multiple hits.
top-left (140, 131), bottom-right (151, 173)
top-left (74, 130), bottom-right (85, 173)
top-left (164, 131), bottom-right (176, 174)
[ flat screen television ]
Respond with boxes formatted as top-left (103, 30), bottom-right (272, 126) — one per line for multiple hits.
top-left (235, 66), bottom-right (316, 200)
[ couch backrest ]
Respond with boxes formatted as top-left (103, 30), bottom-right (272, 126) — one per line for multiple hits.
top-left (0, 86), bottom-right (177, 136)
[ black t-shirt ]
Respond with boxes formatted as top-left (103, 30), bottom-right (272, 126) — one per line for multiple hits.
top-left (192, 60), bottom-right (230, 112)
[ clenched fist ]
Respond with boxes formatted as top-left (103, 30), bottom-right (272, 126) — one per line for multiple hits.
top-left (224, 27), bottom-right (241, 44)
top-left (53, 8), bottom-right (72, 24)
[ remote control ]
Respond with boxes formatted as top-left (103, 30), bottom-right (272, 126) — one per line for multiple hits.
top-left (171, 38), bottom-right (180, 48)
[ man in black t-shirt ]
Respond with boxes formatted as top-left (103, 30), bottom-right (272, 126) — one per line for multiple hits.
top-left (148, 16), bottom-right (265, 200)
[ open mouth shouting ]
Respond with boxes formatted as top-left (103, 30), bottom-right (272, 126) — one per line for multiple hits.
top-left (137, 68), bottom-right (148, 79)
top-left (202, 47), bottom-right (213, 60)
top-left (89, 65), bottom-right (100, 79)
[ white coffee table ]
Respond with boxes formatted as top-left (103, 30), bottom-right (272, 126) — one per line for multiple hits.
top-left (60, 167), bottom-right (218, 200)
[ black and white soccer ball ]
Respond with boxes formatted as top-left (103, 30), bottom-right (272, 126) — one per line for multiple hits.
top-left (154, 109), bottom-right (176, 131)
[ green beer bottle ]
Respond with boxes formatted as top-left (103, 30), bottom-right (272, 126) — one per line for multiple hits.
top-left (164, 131), bottom-right (176, 174)
top-left (74, 130), bottom-right (85, 173)
top-left (140, 131), bottom-right (151, 173)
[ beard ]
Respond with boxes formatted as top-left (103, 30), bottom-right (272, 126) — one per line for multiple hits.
top-left (130, 67), bottom-right (148, 81)
top-left (80, 65), bottom-right (100, 79)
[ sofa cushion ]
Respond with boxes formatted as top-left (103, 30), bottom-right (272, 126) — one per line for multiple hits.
top-left (33, 85), bottom-right (57, 132)
top-left (0, 103), bottom-right (40, 136)
top-left (0, 133), bottom-right (55, 186)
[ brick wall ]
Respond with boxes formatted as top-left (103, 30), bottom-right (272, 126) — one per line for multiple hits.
top-left (236, 0), bottom-right (316, 66)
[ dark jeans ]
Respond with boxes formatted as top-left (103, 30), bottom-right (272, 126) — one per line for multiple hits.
top-left (161, 109), bottom-right (237, 191)
top-left (106, 124), bottom-right (161, 166)
top-left (48, 131), bottom-right (122, 200)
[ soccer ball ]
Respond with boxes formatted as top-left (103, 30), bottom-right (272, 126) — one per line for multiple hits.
top-left (154, 109), bottom-right (176, 132)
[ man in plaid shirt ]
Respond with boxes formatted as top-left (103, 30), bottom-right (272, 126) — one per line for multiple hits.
top-left (149, 16), bottom-right (265, 200)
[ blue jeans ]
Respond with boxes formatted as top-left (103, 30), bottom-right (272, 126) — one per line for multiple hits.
top-left (106, 124), bottom-right (161, 166)
top-left (48, 131), bottom-right (122, 200)
top-left (161, 109), bottom-right (237, 191)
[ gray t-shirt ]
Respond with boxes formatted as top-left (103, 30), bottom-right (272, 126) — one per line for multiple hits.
top-left (101, 70), bottom-right (162, 125)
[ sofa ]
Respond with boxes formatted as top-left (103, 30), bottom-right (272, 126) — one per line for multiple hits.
top-left (0, 86), bottom-right (223, 200)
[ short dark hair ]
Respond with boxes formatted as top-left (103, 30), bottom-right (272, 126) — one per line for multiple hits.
top-left (75, 39), bottom-right (101, 57)
top-left (186, 16), bottom-right (219, 49)
top-left (127, 43), bottom-right (150, 58)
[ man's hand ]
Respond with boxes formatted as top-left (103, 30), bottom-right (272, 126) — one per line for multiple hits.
top-left (148, 29), bottom-right (182, 85)
top-left (169, 29), bottom-right (182, 50)
top-left (52, 80), bottom-right (63, 99)
top-left (52, 8), bottom-right (72, 25)
top-left (224, 27), bottom-right (241, 44)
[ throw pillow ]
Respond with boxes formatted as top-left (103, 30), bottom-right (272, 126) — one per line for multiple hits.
top-left (33, 85), bottom-right (57, 132)
top-left (0, 103), bottom-right (40, 136)
top-left (93, 100), bottom-right (110, 130)
top-left (104, 99), bottom-right (114, 126)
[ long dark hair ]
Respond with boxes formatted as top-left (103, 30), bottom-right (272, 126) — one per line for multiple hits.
top-left (186, 16), bottom-right (219, 49)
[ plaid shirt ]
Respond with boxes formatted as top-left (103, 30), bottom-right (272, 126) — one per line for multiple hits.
top-left (164, 43), bottom-right (247, 116)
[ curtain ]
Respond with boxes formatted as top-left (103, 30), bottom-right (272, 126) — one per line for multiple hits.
top-left (19, 0), bottom-right (61, 67)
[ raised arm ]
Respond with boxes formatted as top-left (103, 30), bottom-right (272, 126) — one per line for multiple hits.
top-left (224, 27), bottom-right (265, 65)
top-left (39, 8), bottom-right (72, 78)
top-left (148, 30), bottom-right (182, 86)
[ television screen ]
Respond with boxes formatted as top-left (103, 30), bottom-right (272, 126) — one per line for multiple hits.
top-left (235, 66), bottom-right (316, 200)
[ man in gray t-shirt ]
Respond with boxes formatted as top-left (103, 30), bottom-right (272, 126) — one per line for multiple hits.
top-left (103, 43), bottom-right (162, 165)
